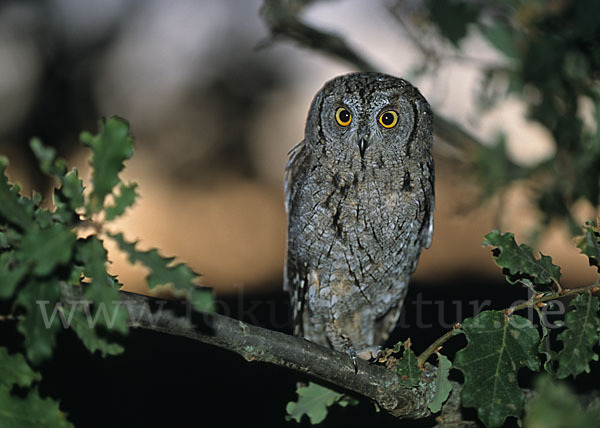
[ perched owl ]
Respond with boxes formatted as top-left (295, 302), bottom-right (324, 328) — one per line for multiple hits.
top-left (284, 72), bottom-right (434, 364)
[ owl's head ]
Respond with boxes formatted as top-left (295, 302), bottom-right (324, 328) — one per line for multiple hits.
top-left (305, 72), bottom-right (433, 167)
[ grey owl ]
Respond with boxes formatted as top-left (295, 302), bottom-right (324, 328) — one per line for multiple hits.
top-left (284, 72), bottom-right (434, 362)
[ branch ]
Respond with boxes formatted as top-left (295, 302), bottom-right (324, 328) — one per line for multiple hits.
top-left (118, 290), bottom-right (436, 420)
top-left (506, 282), bottom-right (600, 315)
top-left (259, 0), bottom-right (376, 72)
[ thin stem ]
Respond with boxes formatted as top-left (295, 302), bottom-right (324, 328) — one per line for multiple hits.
top-left (417, 323), bottom-right (461, 366)
top-left (507, 282), bottom-right (598, 315)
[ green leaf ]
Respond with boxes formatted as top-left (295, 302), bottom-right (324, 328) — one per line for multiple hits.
top-left (480, 23), bottom-right (518, 59)
top-left (428, 353), bottom-right (453, 413)
top-left (105, 182), bottom-right (138, 221)
top-left (483, 230), bottom-right (561, 290)
top-left (60, 168), bottom-right (85, 211)
top-left (66, 264), bottom-right (84, 287)
top-left (15, 279), bottom-right (63, 365)
top-left (538, 309), bottom-right (557, 375)
top-left (454, 311), bottom-right (540, 428)
top-left (19, 224), bottom-right (77, 277)
top-left (30, 138), bottom-right (67, 178)
top-left (556, 293), bottom-right (600, 378)
top-left (76, 236), bottom-right (128, 334)
top-left (0, 226), bottom-right (20, 249)
top-left (0, 385), bottom-right (74, 428)
top-left (0, 157), bottom-right (34, 230)
top-left (190, 287), bottom-right (215, 313)
top-left (427, 0), bottom-right (480, 47)
top-left (577, 221), bottom-right (600, 272)
top-left (52, 168), bottom-right (85, 224)
top-left (108, 232), bottom-right (208, 297)
top-left (81, 117), bottom-right (134, 214)
top-left (286, 382), bottom-right (345, 424)
top-left (0, 251), bottom-right (27, 299)
top-left (337, 395), bottom-right (359, 408)
top-left (66, 309), bottom-right (125, 357)
top-left (396, 345), bottom-right (420, 387)
top-left (525, 376), bottom-right (600, 428)
top-left (0, 347), bottom-right (41, 388)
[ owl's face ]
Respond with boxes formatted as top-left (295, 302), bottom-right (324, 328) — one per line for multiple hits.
top-left (305, 72), bottom-right (432, 168)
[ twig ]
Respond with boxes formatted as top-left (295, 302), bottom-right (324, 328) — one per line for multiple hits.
top-left (386, 0), bottom-right (438, 63)
top-left (417, 323), bottom-right (461, 366)
top-left (507, 282), bottom-right (599, 315)
top-left (259, 0), bottom-right (376, 72)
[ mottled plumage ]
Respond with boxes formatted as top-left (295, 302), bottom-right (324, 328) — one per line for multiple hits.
top-left (284, 72), bottom-right (434, 357)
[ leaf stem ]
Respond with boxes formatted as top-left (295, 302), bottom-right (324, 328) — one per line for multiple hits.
top-left (417, 323), bottom-right (461, 366)
top-left (507, 282), bottom-right (599, 315)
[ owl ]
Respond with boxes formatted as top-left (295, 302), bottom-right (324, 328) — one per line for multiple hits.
top-left (284, 72), bottom-right (434, 365)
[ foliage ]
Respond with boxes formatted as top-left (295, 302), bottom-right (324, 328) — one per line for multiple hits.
top-left (286, 382), bottom-right (358, 424)
top-left (454, 311), bottom-right (540, 427)
top-left (524, 376), bottom-right (600, 428)
top-left (555, 293), bottom-right (600, 378)
top-left (483, 230), bottom-right (561, 291)
top-left (423, 0), bottom-right (600, 231)
top-left (577, 220), bottom-right (600, 272)
top-left (427, 353), bottom-right (452, 414)
top-left (395, 341), bottom-right (421, 387)
top-left (0, 117), bottom-right (213, 427)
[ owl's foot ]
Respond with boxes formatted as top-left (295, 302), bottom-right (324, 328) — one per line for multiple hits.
top-left (345, 346), bottom-right (382, 373)
top-left (346, 348), bottom-right (358, 373)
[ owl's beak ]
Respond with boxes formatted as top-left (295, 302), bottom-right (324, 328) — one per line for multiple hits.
top-left (358, 138), bottom-right (368, 157)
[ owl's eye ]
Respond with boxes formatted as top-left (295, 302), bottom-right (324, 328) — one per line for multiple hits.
top-left (335, 107), bottom-right (352, 127)
top-left (378, 111), bottom-right (399, 128)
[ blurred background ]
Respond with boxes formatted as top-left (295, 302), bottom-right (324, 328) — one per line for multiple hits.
top-left (2, 0), bottom-right (599, 426)
top-left (2, 0), bottom-right (598, 296)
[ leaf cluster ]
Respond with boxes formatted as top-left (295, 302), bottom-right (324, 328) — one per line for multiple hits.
top-left (423, 0), bottom-right (600, 232)
top-left (0, 117), bottom-right (213, 427)
top-left (449, 229), bottom-right (600, 427)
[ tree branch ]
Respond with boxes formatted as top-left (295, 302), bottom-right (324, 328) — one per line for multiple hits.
top-left (119, 290), bottom-right (436, 420)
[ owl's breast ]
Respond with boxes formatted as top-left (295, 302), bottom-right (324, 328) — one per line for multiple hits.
top-left (290, 161), bottom-right (430, 294)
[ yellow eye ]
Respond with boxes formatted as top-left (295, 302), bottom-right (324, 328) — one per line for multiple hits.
top-left (335, 107), bottom-right (352, 127)
top-left (379, 110), bottom-right (398, 128)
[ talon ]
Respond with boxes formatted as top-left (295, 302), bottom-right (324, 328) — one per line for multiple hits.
top-left (346, 348), bottom-right (358, 373)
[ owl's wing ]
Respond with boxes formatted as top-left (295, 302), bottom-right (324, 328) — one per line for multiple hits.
top-left (284, 140), bottom-right (306, 214)
top-left (283, 140), bottom-right (309, 336)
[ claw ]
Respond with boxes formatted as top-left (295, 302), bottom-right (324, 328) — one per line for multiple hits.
top-left (346, 347), bottom-right (358, 373)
